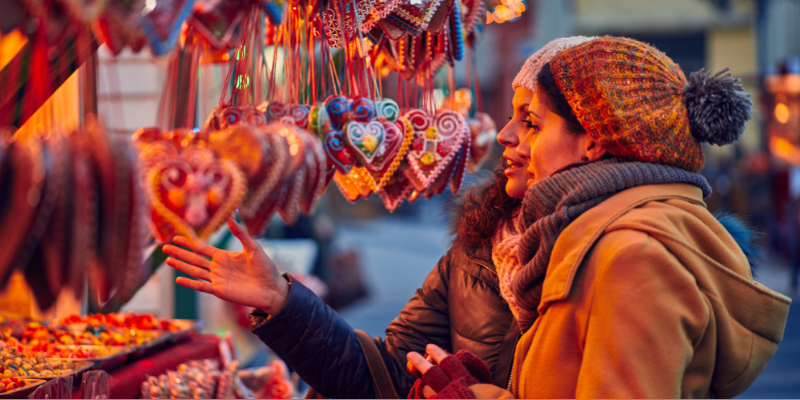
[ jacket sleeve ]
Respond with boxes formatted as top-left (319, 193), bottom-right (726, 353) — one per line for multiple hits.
top-left (250, 274), bottom-right (375, 398)
top-left (250, 248), bottom-right (456, 399)
top-left (574, 230), bottom-right (709, 398)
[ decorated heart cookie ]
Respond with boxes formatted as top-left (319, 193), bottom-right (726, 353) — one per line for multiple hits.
top-left (323, 130), bottom-right (355, 174)
top-left (298, 130), bottom-right (328, 215)
top-left (279, 171), bottom-right (304, 225)
top-left (404, 109), bottom-right (465, 190)
top-left (309, 102), bottom-right (330, 136)
top-left (345, 121), bottom-right (386, 166)
top-left (367, 118), bottom-right (412, 191)
top-left (326, 95), bottom-right (349, 130)
top-left (350, 97), bottom-right (376, 122)
top-left (240, 185), bottom-right (288, 237)
top-left (145, 148), bottom-right (246, 242)
top-left (378, 163), bottom-right (414, 212)
top-left (375, 98), bottom-right (400, 122)
top-left (288, 104), bottom-right (311, 129)
top-left (390, 0), bottom-right (446, 32)
top-left (266, 101), bottom-right (289, 123)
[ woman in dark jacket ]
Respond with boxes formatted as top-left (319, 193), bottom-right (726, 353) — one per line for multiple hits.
top-left (161, 37), bottom-right (596, 398)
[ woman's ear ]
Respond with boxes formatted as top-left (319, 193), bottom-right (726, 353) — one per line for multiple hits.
top-left (584, 137), bottom-right (607, 162)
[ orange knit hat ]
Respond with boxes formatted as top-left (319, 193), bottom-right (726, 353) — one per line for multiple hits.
top-left (549, 36), bottom-right (752, 172)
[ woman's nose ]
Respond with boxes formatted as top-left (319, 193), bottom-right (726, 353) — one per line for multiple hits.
top-left (496, 124), bottom-right (518, 147)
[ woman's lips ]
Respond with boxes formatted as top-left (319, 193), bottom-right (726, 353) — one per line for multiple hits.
top-left (504, 158), bottom-right (524, 177)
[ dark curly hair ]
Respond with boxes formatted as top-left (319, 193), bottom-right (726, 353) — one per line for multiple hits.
top-left (457, 167), bottom-right (521, 249)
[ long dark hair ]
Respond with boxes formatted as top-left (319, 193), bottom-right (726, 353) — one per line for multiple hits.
top-left (457, 168), bottom-right (521, 249)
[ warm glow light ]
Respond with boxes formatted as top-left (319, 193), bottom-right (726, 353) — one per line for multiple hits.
top-left (487, 0), bottom-right (526, 23)
top-left (776, 103), bottom-right (791, 124)
top-left (486, 11), bottom-right (493, 23)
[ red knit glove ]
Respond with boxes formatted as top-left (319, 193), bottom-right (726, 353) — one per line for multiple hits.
top-left (407, 350), bottom-right (492, 399)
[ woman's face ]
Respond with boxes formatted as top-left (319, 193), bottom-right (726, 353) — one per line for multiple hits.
top-left (496, 87), bottom-right (535, 199)
top-left (523, 89), bottom-right (605, 185)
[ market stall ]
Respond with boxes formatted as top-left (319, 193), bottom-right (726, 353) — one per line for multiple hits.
top-left (0, 0), bottom-right (519, 396)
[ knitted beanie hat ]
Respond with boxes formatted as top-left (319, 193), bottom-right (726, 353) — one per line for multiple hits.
top-left (512, 36), bottom-right (598, 92)
top-left (548, 36), bottom-right (752, 172)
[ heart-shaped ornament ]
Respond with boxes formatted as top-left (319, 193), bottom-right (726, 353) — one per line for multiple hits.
top-left (145, 151), bottom-right (246, 243)
top-left (378, 164), bottom-right (414, 212)
top-left (375, 98), bottom-right (400, 122)
top-left (350, 97), bottom-right (376, 122)
top-left (391, 0), bottom-right (446, 32)
top-left (298, 130), bottom-right (328, 215)
top-left (188, 0), bottom-right (248, 49)
top-left (240, 185), bottom-right (288, 237)
top-left (345, 121), bottom-right (386, 166)
top-left (404, 110), bottom-right (465, 190)
top-left (368, 118), bottom-right (412, 191)
top-left (279, 171), bottom-right (304, 225)
top-left (266, 101), bottom-right (289, 123)
top-left (326, 95), bottom-right (350, 130)
top-left (288, 104), bottom-right (310, 129)
top-left (323, 130), bottom-right (355, 174)
top-left (309, 102), bottom-right (330, 136)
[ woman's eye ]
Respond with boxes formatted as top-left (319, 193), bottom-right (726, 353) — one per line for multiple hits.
top-left (524, 120), bottom-right (538, 130)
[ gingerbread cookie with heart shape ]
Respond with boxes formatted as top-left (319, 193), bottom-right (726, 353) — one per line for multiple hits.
top-left (323, 130), bottom-right (356, 175)
top-left (366, 117), bottom-right (412, 191)
top-left (298, 129), bottom-right (328, 215)
top-left (345, 121), bottom-right (386, 167)
top-left (378, 163), bottom-right (415, 213)
top-left (145, 147), bottom-right (246, 243)
top-left (403, 109), bottom-right (465, 191)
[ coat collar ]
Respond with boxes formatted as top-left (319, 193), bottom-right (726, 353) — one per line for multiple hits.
top-left (538, 183), bottom-right (706, 312)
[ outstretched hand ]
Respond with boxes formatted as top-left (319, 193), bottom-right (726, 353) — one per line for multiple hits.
top-left (162, 217), bottom-right (289, 315)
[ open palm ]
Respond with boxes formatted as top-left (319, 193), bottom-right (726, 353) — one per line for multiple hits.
top-left (162, 217), bottom-right (289, 315)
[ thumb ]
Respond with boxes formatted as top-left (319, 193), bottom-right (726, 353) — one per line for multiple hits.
top-left (228, 217), bottom-right (257, 249)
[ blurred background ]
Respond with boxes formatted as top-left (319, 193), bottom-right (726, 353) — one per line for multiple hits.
top-left (1, 0), bottom-right (799, 398)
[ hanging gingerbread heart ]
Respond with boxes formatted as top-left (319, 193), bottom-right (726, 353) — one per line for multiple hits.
top-left (361, 0), bottom-right (403, 33)
top-left (298, 129), bottom-right (328, 215)
top-left (188, 0), bottom-right (248, 49)
top-left (378, 164), bottom-right (414, 212)
top-left (279, 171), bottom-right (304, 225)
top-left (390, 0), bottom-right (446, 32)
top-left (145, 150), bottom-right (246, 242)
top-left (323, 130), bottom-right (355, 174)
top-left (240, 185), bottom-right (288, 237)
top-left (375, 98), bottom-right (400, 122)
top-left (367, 118), bottom-right (412, 191)
top-left (266, 101), bottom-right (290, 123)
top-left (326, 95), bottom-right (350, 130)
top-left (309, 102), bottom-right (331, 136)
top-left (288, 104), bottom-right (311, 129)
top-left (404, 109), bottom-right (465, 190)
top-left (460, 0), bottom-right (484, 37)
top-left (141, 0), bottom-right (196, 55)
top-left (350, 97), bottom-right (376, 122)
top-left (322, 0), bottom-right (377, 48)
top-left (345, 121), bottom-right (386, 166)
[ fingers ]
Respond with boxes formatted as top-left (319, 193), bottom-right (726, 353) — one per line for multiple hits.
top-left (227, 217), bottom-right (257, 249)
top-left (175, 276), bottom-right (214, 295)
top-left (166, 257), bottom-right (211, 282)
top-left (172, 235), bottom-right (217, 259)
top-left (422, 385), bottom-right (437, 399)
top-left (426, 344), bottom-right (448, 365)
top-left (407, 352), bottom-right (433, 375)
top-left (162, 245), bottom-right (213, 270)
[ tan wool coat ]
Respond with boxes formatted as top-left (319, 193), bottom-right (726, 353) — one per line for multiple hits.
top-left (472, 183), bottom-right (792, 399)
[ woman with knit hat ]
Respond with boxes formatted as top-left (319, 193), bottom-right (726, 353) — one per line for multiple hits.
top-left (161, 38), bottom-right (593, 398)
top-left (407, 36), bottom-right (792, 399)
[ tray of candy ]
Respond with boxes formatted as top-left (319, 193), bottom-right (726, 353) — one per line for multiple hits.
top-left (165, 320), bottom-right (204, 344)
top-left (0, 379), bottom-right (44, 398)
top-left (47, 345), bottom-right (131, 370)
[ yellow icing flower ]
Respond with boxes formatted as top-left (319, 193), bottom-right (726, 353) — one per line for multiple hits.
top-left (426, 127), bottom-right (438, 139)
top-left (362, 134), bottom-right (378, 152)
top-left (421, 152), bottom-right (435, 165)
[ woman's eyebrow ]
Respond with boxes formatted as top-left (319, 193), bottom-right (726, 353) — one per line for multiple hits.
top-left (527, 110), bottom-right (541, 119)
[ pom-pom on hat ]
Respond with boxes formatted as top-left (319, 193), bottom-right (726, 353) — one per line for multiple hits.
top-left (512, 36), bottom-right (597, 92)
top-left (549, 36), bottom-right (752, 172)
